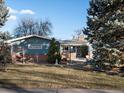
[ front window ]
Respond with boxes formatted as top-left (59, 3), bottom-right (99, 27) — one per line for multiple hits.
top-left (63, 46), bottom-right (68, 51)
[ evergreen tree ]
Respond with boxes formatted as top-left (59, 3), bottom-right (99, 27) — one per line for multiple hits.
top-left (47, 38), bottom-right (61, 64)
top-left (83, 0), bottom-right (124, 70)
top-left (80, 45), bottom-right (88, 58)
top-left (0, 0), bottom-right (8, 27)
top-left (0, 0), bottom-right (10, 71)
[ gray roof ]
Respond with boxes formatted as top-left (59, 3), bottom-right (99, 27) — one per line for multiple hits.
top-left (60, 40), bottom-right (87, 46)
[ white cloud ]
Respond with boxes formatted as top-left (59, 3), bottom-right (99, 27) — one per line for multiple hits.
top-left (8, 15), bottom-right (17, 21)
top-left (8, 7), bottom-right (18, 14)
top-left (8, 7), bottom-right (35, 15)
top-left (20, 10), bottom-right (35, 15)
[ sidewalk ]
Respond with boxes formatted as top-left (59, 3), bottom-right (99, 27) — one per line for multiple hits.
top-left (58, 89), bottom-right (124, 93)
top-left (0, 88), bottom-right (123, 93)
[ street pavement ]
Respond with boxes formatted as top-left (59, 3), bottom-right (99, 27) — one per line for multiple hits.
top-left (0, 88), bottom-right (124, 93)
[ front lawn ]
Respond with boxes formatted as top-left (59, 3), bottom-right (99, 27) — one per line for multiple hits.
top-left (0, 64), bottom-right (124, 90)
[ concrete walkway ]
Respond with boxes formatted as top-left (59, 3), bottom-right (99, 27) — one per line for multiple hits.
top-left (0, 88), bottom-right (123, 93)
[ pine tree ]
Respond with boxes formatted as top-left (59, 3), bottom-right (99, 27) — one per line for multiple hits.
top-left (0, 0), bottom-right (10, 71)
top-left (47, 38), bottom-right (61, 64)
top-left (0, 0), bottom-right (8, 28)
top-left (83, 0), bottom-right (124, 70)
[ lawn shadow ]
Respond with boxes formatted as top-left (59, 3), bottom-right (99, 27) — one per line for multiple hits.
top-left (45, 64), bottom-right (85, 70)
top-left (12, 68), bottom-right (84, 88)
top-left (5, 64), bottom-right (124, 89)
top-left (0, 79), bottom-right (35, 93)
top-left (10, 68), bottom-right (119, 89)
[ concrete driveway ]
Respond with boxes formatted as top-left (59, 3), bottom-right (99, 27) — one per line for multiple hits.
top-left (0, 88), bottom-right (124, 93)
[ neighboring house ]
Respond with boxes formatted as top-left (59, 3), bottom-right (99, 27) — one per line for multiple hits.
top-left (6, 35), bottom-right (51, 63)
top-left (60, 35), bottom-right (93, 62)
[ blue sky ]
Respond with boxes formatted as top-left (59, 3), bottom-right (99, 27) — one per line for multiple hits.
top-left (3, 0), bottom-right (89, 40)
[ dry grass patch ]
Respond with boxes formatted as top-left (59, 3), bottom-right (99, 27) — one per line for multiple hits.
top-left (0, 64), bottom-right (124, 89)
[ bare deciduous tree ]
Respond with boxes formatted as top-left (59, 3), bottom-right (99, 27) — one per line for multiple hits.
top-left (14, 18), bottom-right (52, 37)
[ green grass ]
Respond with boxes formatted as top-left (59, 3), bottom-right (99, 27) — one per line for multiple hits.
top-left (0, 64), bottom-right (124, 89)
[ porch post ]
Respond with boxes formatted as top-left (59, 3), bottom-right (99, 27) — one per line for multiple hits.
top-left (11, 44), bottom-right (13, 63)
top-left (22, 47), bottom-right (25, 63)
top-left (87, 43), bottom-right (93, 59)
top-left (70, 45), bottom-right (73, 63)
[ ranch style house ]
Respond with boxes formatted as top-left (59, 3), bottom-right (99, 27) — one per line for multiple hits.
top-left (6, 35), bottom-right (93, 63)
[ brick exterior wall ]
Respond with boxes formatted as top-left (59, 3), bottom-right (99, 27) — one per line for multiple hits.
top-left (12, 53), bottom-right (48, 63)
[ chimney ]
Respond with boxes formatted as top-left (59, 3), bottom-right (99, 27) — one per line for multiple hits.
top-left (78, 35), bottom-right (84, 41)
